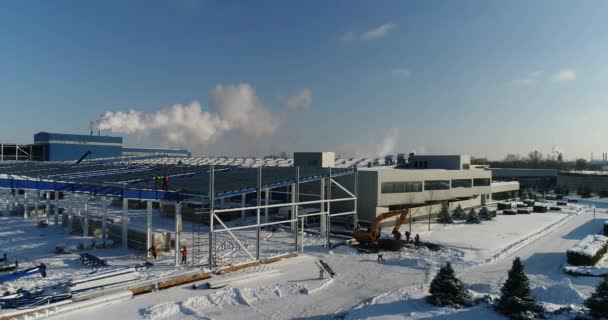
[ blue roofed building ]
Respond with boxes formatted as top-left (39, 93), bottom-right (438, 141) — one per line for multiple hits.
top-left (34, 132), bottom-right (123, 161)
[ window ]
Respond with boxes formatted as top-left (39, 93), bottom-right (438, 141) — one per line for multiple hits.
top-left (424, 161), bottom-right (429, 168)
top-left (381, 181), bottom-right (423, 194)
top-left (473, 178), bottom-right (491, 187)
top-left (451, 179), bottom-right (472, 188)
top-left (462, 164), bottom-right (470, 170)
top-left (424, 180), bottom-right (450, 191)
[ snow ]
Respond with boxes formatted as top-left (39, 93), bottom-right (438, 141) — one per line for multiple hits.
top-left (2, 190), bottom-right (608, 320)
top-left (531, 279), bottom-right (584, 305)
top-left (564, 265), bottom-right (608, 277)
top-left (567, 234), bottom-right (608, 257)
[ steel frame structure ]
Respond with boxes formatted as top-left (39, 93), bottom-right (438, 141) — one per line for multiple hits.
top-left (206, 166), bottom-right (358, 268)
top-left (0, 162), bottom-right (358, 271)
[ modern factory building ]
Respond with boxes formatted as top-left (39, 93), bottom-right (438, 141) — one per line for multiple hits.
top-left (1, 132), bottom-right (190, 162)
top-left (339, 154), bottom-right (520, 223)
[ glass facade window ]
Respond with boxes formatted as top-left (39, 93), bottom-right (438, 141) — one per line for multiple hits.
top-left (381, 181), bottom-right (423, 194)
top-left (473, 178), bottom-right (491, 187)
top-left (451, 179), bottom-right (472, 188)
top-left (424, 180), bottom-right (450, 191)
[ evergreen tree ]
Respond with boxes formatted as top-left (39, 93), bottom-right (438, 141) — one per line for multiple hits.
top-left (496, 257), bottom-right (542, 319)
top-left (479, 207), bottom-right (493, 221)
top-left (585, 276), bottom-right (608, 319)
top-left (466, 209), bottom-right (481, 224)
top-left (437, 201), bottom-right (453, 224)
top-left (452, 205), bottom-right (467, 220)
top-left (427, 262), bottom-right (472, 308)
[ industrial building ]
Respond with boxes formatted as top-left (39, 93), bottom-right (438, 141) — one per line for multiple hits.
top-left (353, 154), bottom-right (519, 222)
top-left (490, 168), bottom-right (557, 191)
top-left (0, 132), bottom-right (190, 162)
top-left (557, 170), bottom-right (608, 195)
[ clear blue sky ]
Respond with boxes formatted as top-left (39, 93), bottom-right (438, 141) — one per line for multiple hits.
top-left (1, 0), bottom-right (607, 160)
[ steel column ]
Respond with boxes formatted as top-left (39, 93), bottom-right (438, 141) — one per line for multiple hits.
top-left (101, 197), bottom-right (107, 239)
top-left (23, 191), bottom-right (28, 219)
top-left (320, 178), bottom-right (326, 246)
top-left (122, 198), bottom-right (128, 249)
top-left (264, 188), bottom-right (269, 224)
top-left (146, 201), bottom-right (152, 256)
top-left (175, 202), bottom-right (182, 266)
top-left (68, 193), bottom-right (74, 233)
top-left (256, 166), bottom-right (261, 260)
top-left (34, 191), bottom-right (39, 221)
top-left (241, 193), bottom-right (246, 223)
top-left (208, 166), bottom-right (215, 268)
top-left (83, 197), bottom-right (89, 237)
top-left (54, 191), bottom-right (59, 227)
top-left (327, 168), bottom-right (332, 246)
top-left (45, 192), bottom-right (50, 223)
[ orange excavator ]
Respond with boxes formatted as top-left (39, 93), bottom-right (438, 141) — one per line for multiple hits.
top-left (352, 208), bottom-right (410, 248)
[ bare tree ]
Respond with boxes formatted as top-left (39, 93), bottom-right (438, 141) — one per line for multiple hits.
top-left (504, 153), bottom-right (522, 162)
top-left (527, 150), bottom-right (543, 168)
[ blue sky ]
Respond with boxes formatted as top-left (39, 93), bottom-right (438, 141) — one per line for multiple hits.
top-left (1, 0), bottom-right (607, 159)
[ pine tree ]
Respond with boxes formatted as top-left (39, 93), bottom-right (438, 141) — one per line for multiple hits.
top-left (585, 276), bottom-right (608, 319)
top-left (496, 257), bottom-right (542, 319)
top-left (452, 205), bottom-right (467, 220)
top-left (479, 206), bottom-right (493, 221)
top-left (427, 262), bottom-right (472, 308)
top-left (466, 209), bottom-right (481, 224)
top-left (437, 201), bottom-right (453, 224)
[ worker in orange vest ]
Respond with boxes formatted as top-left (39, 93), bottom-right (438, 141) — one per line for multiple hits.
top-left (180, 245), bottom-right (188, 264)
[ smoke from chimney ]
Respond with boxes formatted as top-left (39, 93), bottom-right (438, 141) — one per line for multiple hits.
top-left (90, 84), bottom-right (312, 150)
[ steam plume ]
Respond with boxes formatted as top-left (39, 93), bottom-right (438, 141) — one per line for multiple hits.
top-left (91, 84), bottom-right (306, 149)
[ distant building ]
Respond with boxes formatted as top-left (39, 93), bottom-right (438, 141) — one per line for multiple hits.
top-left (0, 132), bottom-right (190, 162)
top-left (34, 132), bottom-right (123, 161)
top-left (490, 168), bottom-right (557, 190)
top-left (557, 171), bottom-right (608, 194)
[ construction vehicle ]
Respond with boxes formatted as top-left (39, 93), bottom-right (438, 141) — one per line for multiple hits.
top-left (352, 208), bottom-right (410, 250)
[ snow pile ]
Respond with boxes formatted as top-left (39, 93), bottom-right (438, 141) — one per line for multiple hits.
top-left (568, 235), bottom-right (608, 257)
top-left (344, 286), bottom-right (502, 320)
top-left (142, 301), bottom-right (180, 320)
top-left (564, 265), bottom-right (608, 277)
top-left (532, 279), bottom-right (584, 305)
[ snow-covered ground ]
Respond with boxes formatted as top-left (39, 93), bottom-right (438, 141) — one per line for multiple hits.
top-left (1, 195), bottom-right (607, 320)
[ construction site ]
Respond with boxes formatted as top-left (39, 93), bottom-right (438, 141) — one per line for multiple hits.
top-left (2, 134), bottom-right (607, 320)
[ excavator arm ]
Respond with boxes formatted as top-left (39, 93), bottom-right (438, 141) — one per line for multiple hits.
top-left (353, 208), bottom-right (410, 243)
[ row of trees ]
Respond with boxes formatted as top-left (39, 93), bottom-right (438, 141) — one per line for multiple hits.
top-left (472, 150), bottom-right (601, 171)
top-left (428, 258), bottom-right (608, 319)
top-left (437, 203), bottom-right (494, 224)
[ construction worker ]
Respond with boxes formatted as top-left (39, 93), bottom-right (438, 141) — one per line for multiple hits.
top-left (148, 245), bottom-right (158, 259)
top-left (154, 175), bottom-right (161, 189)
top-left (180, 245), bottom-right (188, 264)
top-left (377, 253), bottom-right (384, 264)
top-left (39, 263), bottom-right (47, 278)
top-left (162, 175), bottom-right (170, 190)
top-left (405, 231), bottom-right (411, 243)
top-left (414, 234), bottom-right (420, 249)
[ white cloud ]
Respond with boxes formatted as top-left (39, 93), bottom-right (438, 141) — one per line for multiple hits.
top-left (361, 23), bottom-right (395, 40)
top-left (284, 88), bottom-right (312, 110)
top-left (552, 68), bottom-right (576, 81)
top-left (341, 23), bottom-right (396, 42)
top-left (391, 68), bottom-right (411, 78)
top-left (512, 70), bottom-right (543, 86)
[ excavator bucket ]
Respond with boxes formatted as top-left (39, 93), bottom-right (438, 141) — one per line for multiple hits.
top-left (392, 230), bottom-right (402, 241)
